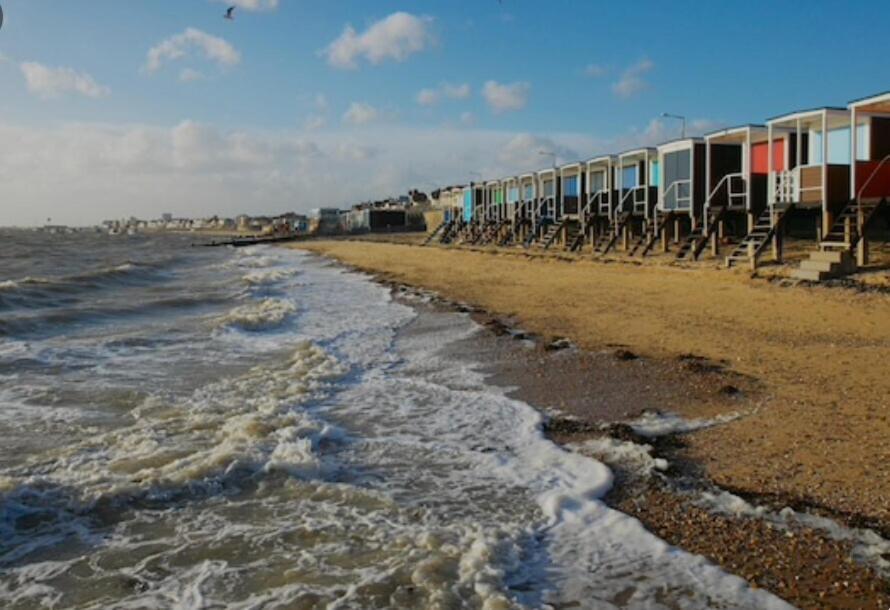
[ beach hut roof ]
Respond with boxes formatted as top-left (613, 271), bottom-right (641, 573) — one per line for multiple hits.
top-left (765, 106), bottom-right (848, 126)
top-left (848, 90), bottom-right (890, 113)
top-left (585, 154), bottom-right (617, 165)
top-left (617, 146), bottom-right (657, 159)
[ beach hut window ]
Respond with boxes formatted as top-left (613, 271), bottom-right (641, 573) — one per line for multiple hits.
top-left (463, 190), bottom-right (474, 222)
top-left (523, 184), bottom-right (535, 200)
top-left (622, 165), bottom-right (638, 188)
top-left (508, 187), bottom-right (520, 202)
top-left (495, 191), bottom-right (505, 204)
top-left (543, 180), bottom-right (555, 197)
top-left (809, 130), bottom-right (825, 165)
top-left (856, 123), bottom-right (870, 161)
top-left (589, 170), bottom-right (605, 193)
top-left (564, 176), bottom-right (579, 197)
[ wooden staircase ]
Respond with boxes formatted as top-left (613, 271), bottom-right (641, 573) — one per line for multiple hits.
top-left (540, 219), bottom-right (566, 249)
top-left (637, 213), bottom-right (674, 257)
top-left (523, 218), bottom-right (548, 248)
top-left (725, 204), bottom-right (794, 269)
top-left (673, 207), bottom-right (725, 260)
top-left (594, 212), bottom-right (631, 256)
top-left (792, 198), bottom-right (885, 281)
top-left (568, 216), bottom-right (593, 252)
top-left (476, 219), bottom-right (508, 245)
top-left (422, 220), bottom-right (451, 246)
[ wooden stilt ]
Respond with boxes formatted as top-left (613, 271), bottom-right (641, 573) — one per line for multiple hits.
top-left (857, 237), bottom-right (869, 267)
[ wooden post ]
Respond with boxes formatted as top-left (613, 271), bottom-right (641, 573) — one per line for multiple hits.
top-left (771, 209), bottom-right (779, 260)
top-left (661, 221), bottom-right (669, 253)
top-left (747, 212), bottom-right (755, 234)
top-left (673, 218), bottom-right (681, 244)
top-left (710, 231), bottom-right (718, 257)
top-left (816, 216), bottom-right (823, 243)
top-left (775, 226), bottom-right (784, 263)
top-left (857, 236), bottom-right (869, 267)
top-left (622, 224), bottom-right (630, 250)
top-left (748, 241), bottom-right (756, 271)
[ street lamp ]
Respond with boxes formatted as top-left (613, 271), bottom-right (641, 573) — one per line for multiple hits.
top-left (661, 113), bottom-right (687, 139)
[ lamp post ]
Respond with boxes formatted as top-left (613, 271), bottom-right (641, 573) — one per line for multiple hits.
top-left (661, 113), bottom-right (687, 139)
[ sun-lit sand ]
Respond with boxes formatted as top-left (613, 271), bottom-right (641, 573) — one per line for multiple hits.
top-left (293, 239), bottom-right (890, 529)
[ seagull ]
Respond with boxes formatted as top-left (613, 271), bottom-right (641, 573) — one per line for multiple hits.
top-left (224, 6), bottom-right (235, 20)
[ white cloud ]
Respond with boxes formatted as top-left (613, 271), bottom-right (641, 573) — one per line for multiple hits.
top-left (324, 12), bottom-right (434, 69)
top-left (442, 82), bottom-right (471, 99)
top-left (416, 82), bottom-right (471, 107)
top-left (179, 68), bottom-right (205, 83)
top-left (314, 93), bottom-right (329, 112)
top-left (145, 28), bottom-right (241, 73)
top-left (213, 0), bottom-right (279, 11)
top-left (19, 62), bottom-right (110, 99)
top-left (482, 80), bottom-right (530, 114)
top-left (304, 114), bottom-right (327, 131)
top-left (584, 63), bottom-right (607, 78)
top-left (342, 102), bottom-right (380, 126)
top-left (613, 59), bottom-right (654, 99)
top-left (459, 112), bottom-right (476, 127)
top-left (416, 88), bottom-right (439, 106)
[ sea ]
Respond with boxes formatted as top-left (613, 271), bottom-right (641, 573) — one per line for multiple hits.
top-left (0, 230), bottom-right (792, 610)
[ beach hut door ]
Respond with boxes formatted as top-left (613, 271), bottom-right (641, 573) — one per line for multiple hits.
top-left (663, 150), bottom-right (692, 210)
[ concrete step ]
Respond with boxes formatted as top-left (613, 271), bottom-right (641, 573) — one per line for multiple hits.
top-left (799, 260), bottom-right (837, 273)
top-left (792, 268), bottom-right (828, 281)
top-left (809, 250), bottom-right (847, 263)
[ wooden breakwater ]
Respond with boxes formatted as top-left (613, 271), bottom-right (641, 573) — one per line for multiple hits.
top-left (194, 234), bottom-right (309, 248)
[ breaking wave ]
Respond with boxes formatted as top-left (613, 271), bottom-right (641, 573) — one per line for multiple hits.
top-left (217, 298), bottom-right (298, 331)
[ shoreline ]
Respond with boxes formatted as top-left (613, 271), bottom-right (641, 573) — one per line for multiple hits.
top-left (290, 240), bottom-right (890, 609)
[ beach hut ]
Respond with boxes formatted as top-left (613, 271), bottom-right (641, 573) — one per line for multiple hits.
top-left (500, 176), bottom-right (521, 245)
top-left (580, 155), bottom-right (618, 251)
top-left (766, 107), bottom-right (851, 236)
top-left (510, 172), bottom-right (538, 244)
top-left (845, 91), bottom-right (890, 265)
top-left (597, 147), bottom-right (657, 254)
top-left (722, 107), bottom-right (852, 270)
top-left (538, 163), bottom-right (585, 249)
top-left (476, 179), bottom-right (509, 244)
top-left (524, 168), bottom-right (560, 246)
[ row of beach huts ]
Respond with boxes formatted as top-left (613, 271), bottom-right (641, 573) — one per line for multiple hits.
top-left (425, 91), bottom-right (890, 281)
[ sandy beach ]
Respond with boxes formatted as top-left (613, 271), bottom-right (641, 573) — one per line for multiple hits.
top-left (292, 238), bottom-right (890, 608)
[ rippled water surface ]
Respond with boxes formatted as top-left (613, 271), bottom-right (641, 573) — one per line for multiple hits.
top-left (0, 230), bottom-right (792, 609)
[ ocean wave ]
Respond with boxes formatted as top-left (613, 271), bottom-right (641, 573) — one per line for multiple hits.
top-left (0, 341), bottom-right (345, 519)
top-left (218, 298), bottom-right (297, 331)
top-left (0, 261), bottom-right (172, 312)
top-left (241, 268), bottom-right (299, 287)
top-left (0, 294), bottom-right (234, 338)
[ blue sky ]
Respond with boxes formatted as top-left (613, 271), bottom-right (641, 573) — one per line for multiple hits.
top-left (0, 0), bottom-right (886, 225)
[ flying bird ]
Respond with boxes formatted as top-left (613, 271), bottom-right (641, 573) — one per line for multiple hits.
top-left (224, 6), bottom-right (235, 20)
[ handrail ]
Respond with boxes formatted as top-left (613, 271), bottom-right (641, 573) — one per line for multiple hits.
top-left (661, 179), bottom-right (691, 211)
top-left (857, 154), bottom-right (890, 203)
top-left (618, 187), bottom-right (636, 215)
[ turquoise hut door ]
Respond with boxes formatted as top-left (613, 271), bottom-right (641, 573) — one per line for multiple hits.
top-left (463, 191), bottom-right (473, 222)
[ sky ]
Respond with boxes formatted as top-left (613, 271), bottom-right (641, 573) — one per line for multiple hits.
top-left (0, 0), bottom-right (887, 226)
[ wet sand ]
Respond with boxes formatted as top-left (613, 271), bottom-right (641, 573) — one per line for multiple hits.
top-left (291, 240), bottom-right (890, 608)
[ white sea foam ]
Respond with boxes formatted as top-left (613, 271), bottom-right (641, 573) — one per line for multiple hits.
top-left (571, 436), bottom-right (670, 475)
top-left (241, 268), bottom-right (298, 287)
top-left (218, 298), bottom-right (297, 331)
top-left (628, 409), bottom-right (742, 438)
